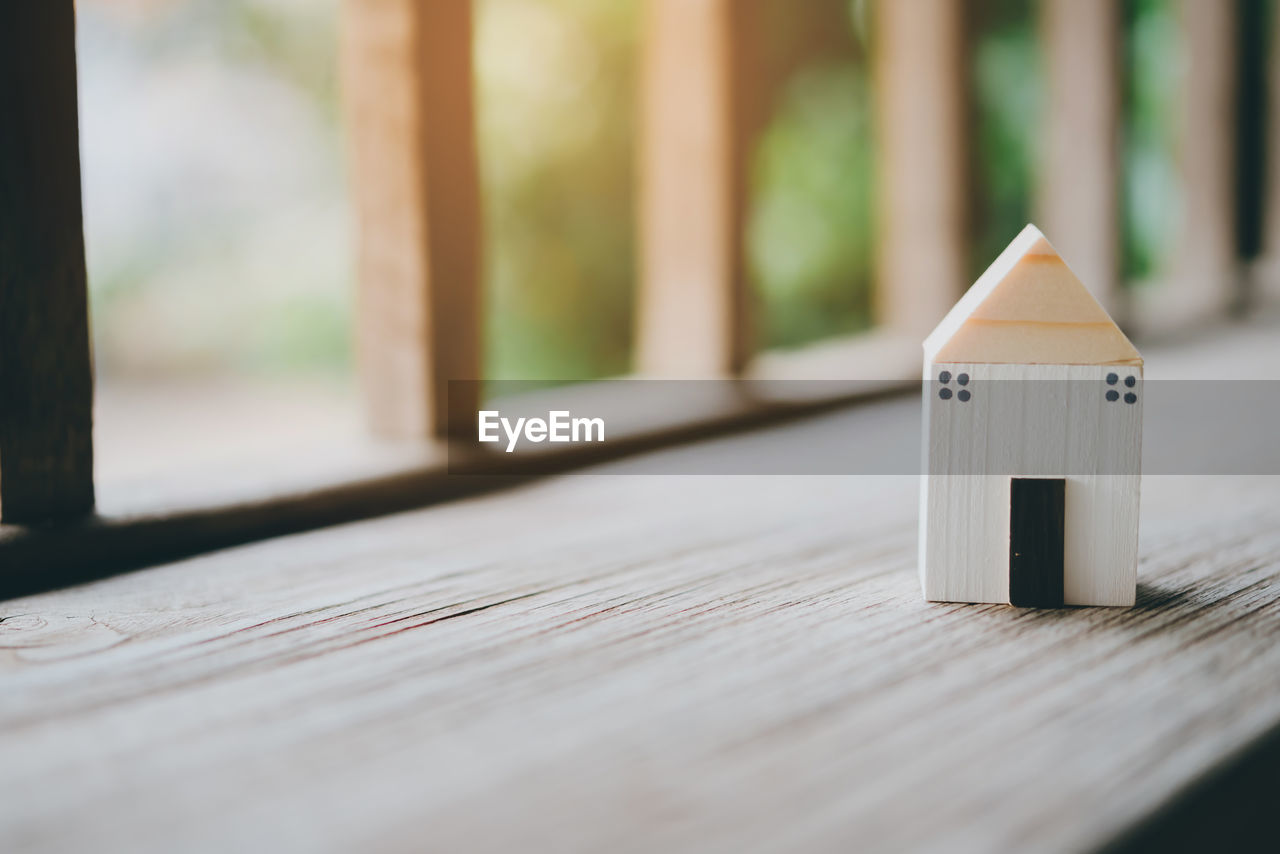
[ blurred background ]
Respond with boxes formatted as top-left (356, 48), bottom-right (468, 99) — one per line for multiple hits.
top-left (77, 0), bottom-right (1195, 384)
top-left (72, 0), bottom-right (1275, 497)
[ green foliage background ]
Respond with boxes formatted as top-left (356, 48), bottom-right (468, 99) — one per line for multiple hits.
top-left (82, 0), bottom-right (1183, 383)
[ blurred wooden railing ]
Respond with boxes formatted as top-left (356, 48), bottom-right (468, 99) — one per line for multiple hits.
top-left (0, 0), bottom-right (1274, 525)
top-left (339, 0), bottom-right (1267, 445)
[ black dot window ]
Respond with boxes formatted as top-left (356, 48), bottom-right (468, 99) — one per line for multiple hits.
top-left (937, 370), bottom-right (972, 402)
top-left (1104, 373), bottom-right (1138, 404)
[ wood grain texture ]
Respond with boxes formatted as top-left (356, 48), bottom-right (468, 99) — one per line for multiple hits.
top-left (1, 444), bottom-right (1279, 852)
top-left (1038, 0), bottom-right (1122, 318)
top-left (339, 0), bottom-right (482, 438)
top-left (0, 1), bottom-right (95, 523)
top-left (636, 0), bottom-right (755, 376)
top-left (874, 0), bottom-right (968, 336)
top-left (925, 226), bottom-right (1141, 366)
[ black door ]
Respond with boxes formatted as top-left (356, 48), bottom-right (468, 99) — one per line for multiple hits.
top-left (1009, 477), bottom-right (1065, 608)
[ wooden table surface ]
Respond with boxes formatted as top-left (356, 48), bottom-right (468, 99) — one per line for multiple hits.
top-left (3, 324), bottom-right (1280, 853)
top-left (2, 466), bottom-right (1279, 850)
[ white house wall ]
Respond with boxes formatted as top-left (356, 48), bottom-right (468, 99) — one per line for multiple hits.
top-left (921, 361), bottom-right (1142, 606)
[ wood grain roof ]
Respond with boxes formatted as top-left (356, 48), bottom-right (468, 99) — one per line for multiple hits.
top-left (924, 224), bottom-right (1142, 366)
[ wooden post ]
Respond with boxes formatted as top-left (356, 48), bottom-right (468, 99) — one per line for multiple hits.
top-left (1233, 0), bottom-right (1269, 310)
top-left (1234, 0), bottom-right (1268, 276)
top-left (874, 0), bottom-right (968, 337)
top-left (1264, 0), bottom-right (1280, 301)
top-left (0, 2), bottom-right (95, 524)
top-left (1140, 0), bottom-right (1239, 330)
top-left (1039, 0), bottom-right (1122, 318)
top-left (340, 0), bottom-right (482, 438)
top-left (636, 0), bottom-right (753, 377)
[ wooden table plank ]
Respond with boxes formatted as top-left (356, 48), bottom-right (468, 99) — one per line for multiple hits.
top-left (1, 413), bottom-right (1279, 852)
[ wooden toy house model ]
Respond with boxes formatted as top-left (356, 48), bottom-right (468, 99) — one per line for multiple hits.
top-left (919, 225), bottom-right (1143, 608)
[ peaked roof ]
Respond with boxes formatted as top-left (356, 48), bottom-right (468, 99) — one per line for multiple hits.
top-left (923, 224), bottom-right (1142, 366)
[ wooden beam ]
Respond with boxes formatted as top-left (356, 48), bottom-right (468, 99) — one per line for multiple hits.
top-left (874, 0), bottom-right (968, 337)
top-left (1039, 0), bottom-right (1123, 318)
top-left (339, 0), bottom-right (482, 438)
top-left (1139, 0), bottom-right (1239, 330)
top-left (0, 2), bottom-right (95, 524)
top-left (636, 0), bottom-right (753, 377)
top-left (0, 371), bottom-right (921, 600)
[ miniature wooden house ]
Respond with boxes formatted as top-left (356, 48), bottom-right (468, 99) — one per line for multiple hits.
top-left (919, 225), bottom-right (1143, 607)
